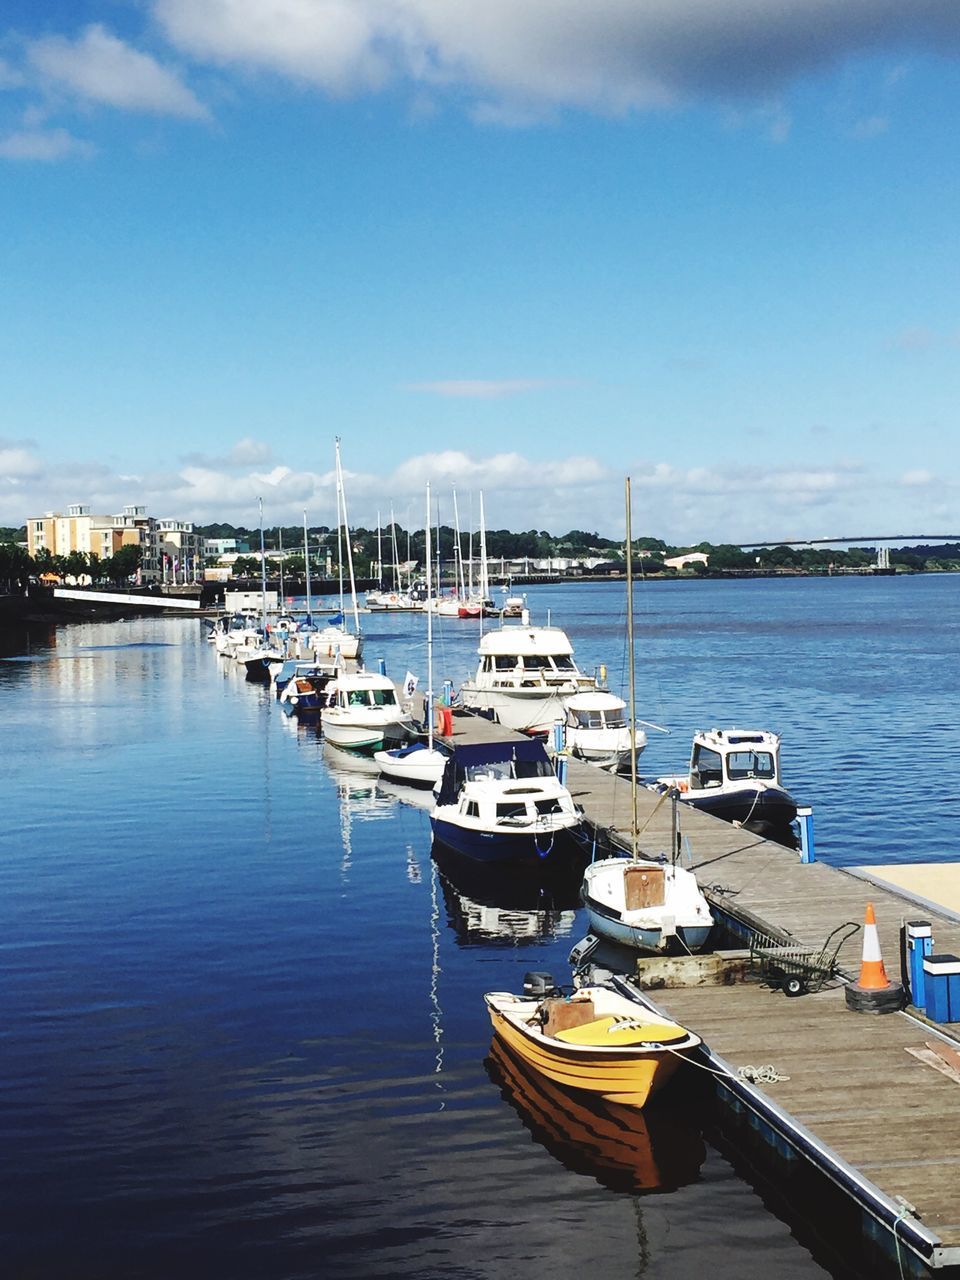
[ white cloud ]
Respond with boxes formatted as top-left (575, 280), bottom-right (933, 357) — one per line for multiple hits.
top-left (403, 379), bottom-right (570, 398)
top-left (0, 56), bottom-right (26, 90)
top-left (153, 0), bottom-right (960, 118)
top-left (0, 126), bottom-right (94, 161)
top-left (1, 441), bottom-right (955, 546)
top-left (850, 113), bottom-right (889, 138)
top-left (0, 440), bottom-right (43, 480)
top-left (28, 24), bottom-right (209, 120)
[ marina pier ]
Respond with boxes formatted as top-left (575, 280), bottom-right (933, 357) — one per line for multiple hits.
top-left (441, 708), bottom-right (960, 1277)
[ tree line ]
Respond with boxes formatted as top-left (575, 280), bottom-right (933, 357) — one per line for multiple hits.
top-left (0, 543), bottom-right (143, 594)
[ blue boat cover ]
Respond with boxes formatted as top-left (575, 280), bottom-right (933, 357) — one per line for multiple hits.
top-left (435, 739), bottom-right (554, 806)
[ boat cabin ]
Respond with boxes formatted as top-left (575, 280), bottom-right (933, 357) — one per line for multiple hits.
top-left (688, 729), bottom-right (781, 791)
top-left (435, 740), bottom-right (557, 805)
top-left (474, 627), bottom-right (593, 689)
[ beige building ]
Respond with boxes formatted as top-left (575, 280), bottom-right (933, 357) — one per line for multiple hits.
top-left (26, 504), bottom-right (177, 583)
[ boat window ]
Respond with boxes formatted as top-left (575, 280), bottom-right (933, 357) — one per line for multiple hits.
top-left (348, 690), bottom-right (367, 706)
top-left (465, 761), bottom-right (512, 781)
top-left (534, 798), bottom-right (563, 815)
top-left (465, 801), bottom-right (479, 818)
top-left (371, 688), bottom-right (397, 707)
top-left (553, 656), bottom-right (576, 672)
top-left (496, 802), bottom-right (528, 820)
top-left (514, 758), bottom-right (553, 779)
top-left (691, 745), bottom-right (723, 789)
top-left (726, 750), bottom-right (776, 780)
top-left (493, 656), bottom-right (516, 671)
top-left (523, 655), bottom-right (551, 671)
top-left (574, 710), bottom-right (604, 729)
top-left (605, 711), bottom-right (627, 728)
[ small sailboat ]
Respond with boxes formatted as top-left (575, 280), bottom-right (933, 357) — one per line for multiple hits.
top-left (308, 440), bottom-right (363, 663)
top-left (581, 478), bottom-right (714, 955)
top-left (236, 498), bottom-right (285, 680)
top-left (483, 974), bottom-right (700, 1107)
top-left (375, 481), bottom-right (448, 787)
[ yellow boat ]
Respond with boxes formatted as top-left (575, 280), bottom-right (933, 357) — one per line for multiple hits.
top-left (483, 980), bottom-right (700, 1107)
top-left (487, 1036), bottom-right (706, 1192)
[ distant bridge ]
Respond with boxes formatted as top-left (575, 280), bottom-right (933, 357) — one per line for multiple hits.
top-left (738, 534), bottom-right (960, 548)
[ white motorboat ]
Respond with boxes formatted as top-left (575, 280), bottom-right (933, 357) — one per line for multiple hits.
top-left (430, 739), bottom-right (585, 864)
top-left (563, 690), bottom-right (646, 772)
top-left (322, 670), bottom-right (418, 753)
top-left (655, 728), bottom-right (798, 834)
top-left (458, 624), bottom-right (597, 735)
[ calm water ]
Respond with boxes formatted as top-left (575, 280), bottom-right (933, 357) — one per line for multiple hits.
top-left (2, 575), bottom-right (958, 1279)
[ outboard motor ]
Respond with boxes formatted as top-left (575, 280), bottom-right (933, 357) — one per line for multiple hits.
top-left (522, 971), bottom-right (558, 999)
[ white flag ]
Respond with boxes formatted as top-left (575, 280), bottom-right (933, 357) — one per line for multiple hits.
top-left (403, 671), bottom-right (419, 698)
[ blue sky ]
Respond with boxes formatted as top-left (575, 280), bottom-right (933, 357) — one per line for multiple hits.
top-left (2, 1), bottom-right (959, 542)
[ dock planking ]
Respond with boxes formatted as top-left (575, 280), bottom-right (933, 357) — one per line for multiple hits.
top-left (441, 710), bottom-right (960, 1269)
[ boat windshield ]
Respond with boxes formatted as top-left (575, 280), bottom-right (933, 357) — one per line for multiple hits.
top-left (370, 688), bottom-right (397, 707)
top-left (463, 758), bottom-right (553, 782)
top-left (571, 710), bottom-right (604, 729)
top-left (522, 655), bottom-right (552, 671)
top-left (553, 656), bottom-right (577, 672)
top-left (726, 750), bottom-right (776, 781)
top-left (690, 745), bottom-right (723, 789)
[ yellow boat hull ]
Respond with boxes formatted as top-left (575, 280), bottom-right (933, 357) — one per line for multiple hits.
top-left (487, 1007), bottom-right (687, 1106)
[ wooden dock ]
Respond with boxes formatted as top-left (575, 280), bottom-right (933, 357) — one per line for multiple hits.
top-left (440, 710), bottom-right (960, 1274)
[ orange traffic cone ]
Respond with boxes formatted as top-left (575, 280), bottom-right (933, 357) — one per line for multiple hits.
top-left (845, 902), bottom-right (904, 1014)
top-left (857, 903), bottom-right (890, 990)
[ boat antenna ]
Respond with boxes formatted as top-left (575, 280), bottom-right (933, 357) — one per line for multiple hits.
top-left (626, 476), bottom-right (638, 857)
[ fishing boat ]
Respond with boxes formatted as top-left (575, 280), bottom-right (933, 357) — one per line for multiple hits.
top-left (374, 482), bottom-right (449, 787)
top-left (563, 689), bottom-right (646, 772)
top-left (321, 670), bottom-right (418, 753)
top-left (430, 738), bottom-right (585, 863)
top-left (458, 623), bottom-right (598, 735)
top-left (655, 728), bottom-right (798, 834)
top-left (483, 973), bottom-right (700, 1106)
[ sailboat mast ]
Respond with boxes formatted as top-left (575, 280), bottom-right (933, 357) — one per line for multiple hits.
top-left (278, 526), bottom-right (284, 599)
top-left (335, 437), bottom-right (362, 635)
top-left (426, 481), bottom-right (434, 751)
top-left (626, 476), bottom-right (638, 856)
top-left (479, 490), bottom-right (489, 638)
top-left (303, 510), bottom-right (312, 618)
top-left (258, 497), bottom-right (268, 625)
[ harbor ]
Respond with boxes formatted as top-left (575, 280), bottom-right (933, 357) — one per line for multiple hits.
top-left (434, 706), bottom-right (960, 1276)
top-left (3, 573), bottom-right (960, 1280)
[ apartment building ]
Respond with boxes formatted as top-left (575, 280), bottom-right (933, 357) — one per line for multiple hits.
top-left (26, 504), bottom-right (196, 583)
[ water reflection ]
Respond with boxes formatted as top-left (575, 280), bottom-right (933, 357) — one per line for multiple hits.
top-left (432, 842), bottom-right (582, 946)
top-left (486, 1037), bottom-right (706, 1194)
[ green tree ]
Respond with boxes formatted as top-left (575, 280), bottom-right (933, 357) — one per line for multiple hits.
top-left (64, 550), bottom-right (89, 583)
top-left (107, 544), bottom-right (142, 584)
